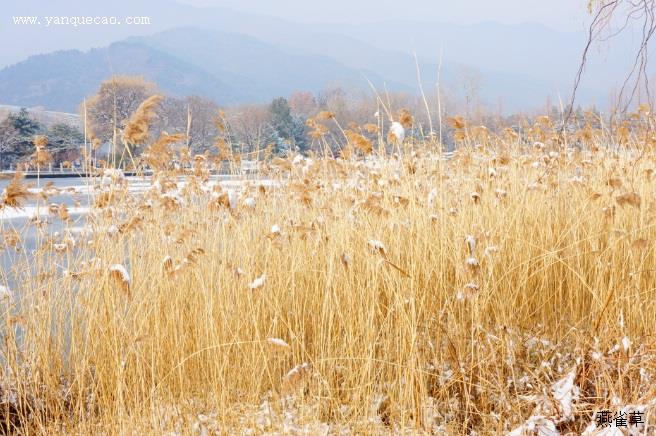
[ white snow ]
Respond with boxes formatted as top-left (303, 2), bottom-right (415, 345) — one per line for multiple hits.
top-left (266, 338), bottom-right (290, 349)
top-left (0, 285), bottom-right (13, 300)
top-left (0, 205), bottom-right (90, 220)
top-left (551, 368), bottom-right (579, 421)
top-left (389, 122), bottom-right (406, 143)
top-left (249, 273), bottom-right (266, 290)
top-left (508, 416), bottom-right (558, 436)
top-left (108, 264), bottom-right (131, 285)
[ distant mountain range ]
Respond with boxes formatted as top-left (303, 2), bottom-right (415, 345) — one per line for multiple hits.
top-left (128, 28), bottom-right (401, 102)
top-left (0, 29), bottom-right (400, 112)
top-left (0, 0), bottom-right (643, 113)
top-left (0, 40), bottom-right (238, 112)
top-left (0, 105), bottom-right (79, 127)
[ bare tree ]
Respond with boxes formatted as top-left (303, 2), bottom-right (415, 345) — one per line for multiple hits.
top-left (226, 105), bottom-right (275, 154)
top-left (186, 96), bottom-right (220, 153)
top-left (158, 96), bottom-right (188, 136)
top-left (457, 66), bottom-right (483, 120)
top-left (289, 91), bottom-right (317, 117)
top-left (156, 96), bottom-right (221, 154)
top-left (566, 0), bottom-right (656, 126)
top-left (0, 117), bottom-right (19, 169)
top-left (84, 76), bottom-right (158, 144)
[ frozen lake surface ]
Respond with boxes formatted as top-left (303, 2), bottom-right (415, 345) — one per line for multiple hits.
top-left (0, 174), bottom-right (268, 278)
top-left (0, 174), bottom-right (266, 221)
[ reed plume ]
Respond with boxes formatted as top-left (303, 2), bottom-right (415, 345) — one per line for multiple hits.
top-left (1, 172), bottom-right (32, 209)
top-left (123, 95), bottom-right (163, 146)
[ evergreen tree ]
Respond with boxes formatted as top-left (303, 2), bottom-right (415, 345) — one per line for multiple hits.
top-left (0, 109), bottom-right (44, 167)
top-left (47, 123), bottom-right (85, 164)
top-left (0, 117), bottom-right (19, 169)
top-left (290, 115), bottom-right (309, 153)
top-left (8, 108), bottom-right (40, 137)
top-left (269, 97), bottom-right (309, 154)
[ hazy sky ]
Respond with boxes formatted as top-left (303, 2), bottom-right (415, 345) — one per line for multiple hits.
top-left (179, 0), bottom-right (590, 31)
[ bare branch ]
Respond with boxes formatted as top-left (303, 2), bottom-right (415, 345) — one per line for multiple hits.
top-left (564, 0), bottom-right (656, 132)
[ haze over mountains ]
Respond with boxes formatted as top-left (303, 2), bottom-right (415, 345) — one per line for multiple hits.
top-left (0, 0), bottom-right (642, 113)
top-left (0, 30), bottom-right (398, 113)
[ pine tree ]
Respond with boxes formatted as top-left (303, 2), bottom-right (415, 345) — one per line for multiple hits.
top-left (269, 97), bottom-right (309, 154)
top-left (8, 108), bottom-right (40, 137)
top-left (0, 109), bottom-right (44, 167)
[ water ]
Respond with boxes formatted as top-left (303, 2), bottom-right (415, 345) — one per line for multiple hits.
top-left (0, 173), bottom-right (266, 261)
top-left (0, 177), bottom-right (98, 284)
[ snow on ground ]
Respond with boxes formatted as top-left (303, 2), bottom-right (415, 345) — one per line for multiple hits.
top-left (0, 205), bottom-right (90, 220)
top-left (2, 176), bottom-right (277, 222)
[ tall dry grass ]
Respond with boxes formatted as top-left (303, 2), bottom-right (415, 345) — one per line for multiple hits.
top-left (1, 105), bottom-right (656, 434)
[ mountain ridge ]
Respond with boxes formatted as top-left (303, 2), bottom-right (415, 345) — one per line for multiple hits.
top-left (0, 40), bottom-right (246, 112)
top-left (0, 28), bottom-right (407, 113)
top-left (0, 1), bottom-right (623, 113)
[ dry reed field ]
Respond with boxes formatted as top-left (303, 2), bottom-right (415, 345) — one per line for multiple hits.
top-left (1, 101), bottom-right (656, 434)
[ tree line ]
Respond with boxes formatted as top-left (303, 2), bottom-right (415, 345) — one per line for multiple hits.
top-left (0, 108), bottom-right (83, 169)
top-left (0, 71), bottom-right (612, 171)
top-left (0, 76), bottom-right (318, 169)
top-left (82, 76), bottom-right (317, 160)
